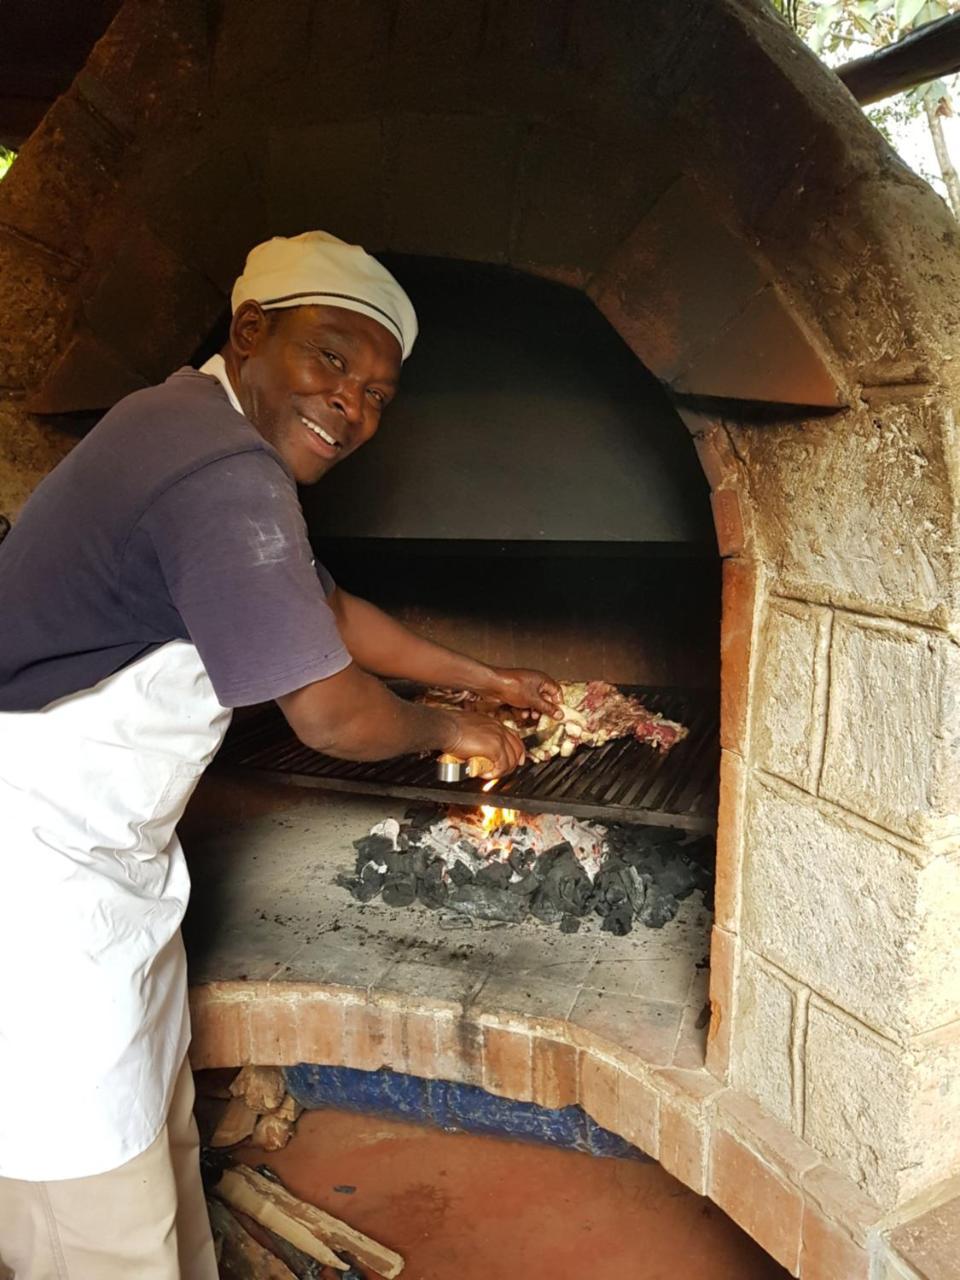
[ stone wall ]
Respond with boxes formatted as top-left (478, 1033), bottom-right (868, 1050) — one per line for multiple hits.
top-left (1, 0), bottom-right (959, 1224)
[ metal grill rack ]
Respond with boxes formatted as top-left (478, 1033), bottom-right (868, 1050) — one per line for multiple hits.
top-left (213, 687), bottom-right (719, 833)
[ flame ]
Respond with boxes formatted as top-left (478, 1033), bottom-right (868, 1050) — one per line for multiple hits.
top-left (478, 801), bottom-right (518, 835)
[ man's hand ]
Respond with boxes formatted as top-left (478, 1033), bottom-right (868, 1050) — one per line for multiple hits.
top-left (487, 668), bottom-right (563, 719)
top-left (445, 711), bottom-right (526, 779)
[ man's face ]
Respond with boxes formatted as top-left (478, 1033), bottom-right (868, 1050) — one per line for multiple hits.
top-left (228, 302), bottom-right (402, 485)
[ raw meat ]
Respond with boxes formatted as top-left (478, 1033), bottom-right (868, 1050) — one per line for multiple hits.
top-left (420, 680), bottom-right (687, 763)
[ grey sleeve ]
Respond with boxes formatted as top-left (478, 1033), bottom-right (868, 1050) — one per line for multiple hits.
top-left (139, 452), bottom-right (351, 706)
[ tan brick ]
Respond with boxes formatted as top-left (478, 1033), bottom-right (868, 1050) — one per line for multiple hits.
top-left (799, 1206), bottom-right (870, 1280)
top-left (659, 1098), bottom-right (709, 1194)
top-left (403, 1009), bottom-right (440, 1079)
top-left (482, 1025), bottom-right (533, 1101)
top-left (710, 487), bottom-right (746, 557)
top-left (189, 986), bottom-right (251, 1068)
top-left (531, 1037), bottom-right (579, 1111)
top-left (294, 992), bottom-right (347, 1066)
top-left (715, 748), bottom-right (747, 932)
top-left (246, 991), bottom-right (303, 1065)
top-left (580, 1054), bottom-right (620, 1135)
top-left (709, 1127), bottom-right (804, 1273)
top-left (705, 926), bottom-right (738, 1081)
top-left (800, 1163), bottom-right (884, 1248)
top-left (618, 1070), bottom-right (660, 1159)
top-left (720, 557), bottom-right (759, 755)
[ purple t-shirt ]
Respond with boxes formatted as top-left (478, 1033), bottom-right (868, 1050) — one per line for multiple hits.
top-left (0, 367), bottom-right (351, 711)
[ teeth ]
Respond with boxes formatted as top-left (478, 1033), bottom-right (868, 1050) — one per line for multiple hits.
top-left (300, 415), bottom-right (340, 448)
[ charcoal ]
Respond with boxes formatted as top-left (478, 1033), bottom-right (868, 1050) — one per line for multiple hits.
top-left (637, 884), bottom-right (679, 929)
top-left (538, 849), bottom-right (592, 916)
top-left (601, 902), bottom-right (633, 936)
top-left (449, 884), bottom-right (527, 923)
top-left (560, 914), bottom-right (581, 934)
top-left (529, 887), bottom-right (562, 925)
top-left (475, 861), bottom-right (512, 889)
top-left (384, 849), bottom-right (411, 875)
top-left (417, 876), bottom-right (449, 909)
top-left (508, 845), bottom-right (535, 875)
top-left (381, 874), bottom-right (416, 908)
top-left (449, 861), bottom-right (475, 887)
top-left (352, 834), bottom-right (395, 862)
top-left (508, 869), bottom-right (541, 896)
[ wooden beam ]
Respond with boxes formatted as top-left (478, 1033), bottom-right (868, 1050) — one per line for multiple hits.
top-left (837, 13), bottom-right (960, 106)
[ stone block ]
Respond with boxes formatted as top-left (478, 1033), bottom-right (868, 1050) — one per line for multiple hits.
top-left (804, 1000), bottom-right (960, 1208)
top-left (512, 125), bottom-right (676, 277)
top-left (263, 121), bottom-right (386, 252)
top-left (28, 328), bottom-right (150, 414)
top-left (386, 114), bottom-right (523, 262)
top-left (800, 1161), bottom-right (884, 1248)
top-left (752, 598), bottom-right (829, 793)
top-left (731, 951), bottom-right (797, 1129)
top-left (569, 990), bottom-right (683, 1066)
top-left (0, 91), bottom-right (124, 262)
top-left (82, 221), bottom-right (225, 382)
top-left (0, 232), bottom-right (77, 390)
top-left (821, 615), bottom-right (960, 843)
top-left (132, 135), bottom-right (272, 294)
top-left (654, 1068), bottom-right (724, 1195)
top-left (211, 0), bottom-right (314, 96)
top-left (672, 283), bottom-right (842, 406)
top-left (720, 557), bottom-right (760, 755)
top-left (590, 175), bottom-right (768, 384)
top-left (709, 1126), bottom-right (804, 1273)
top-left (741, 400), bottom-right (957, 628)
top-left (742, 777), bottom-right (960, 1039)
top-left (189, 985), bottom-right (253, 1068)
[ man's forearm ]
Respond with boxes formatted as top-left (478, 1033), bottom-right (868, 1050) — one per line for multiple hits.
top-left (330, 588), bottom-right (501, 695)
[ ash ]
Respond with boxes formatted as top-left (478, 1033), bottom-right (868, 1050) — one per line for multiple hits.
top-left (337, 803), bottom-right (712, 935)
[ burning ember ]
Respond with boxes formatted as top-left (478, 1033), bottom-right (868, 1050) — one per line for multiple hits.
top-left (337, 801), bottom-right (712, 936)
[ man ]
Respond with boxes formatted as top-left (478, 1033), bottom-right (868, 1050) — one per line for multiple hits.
top-left (0, 231), bottom-right (560, 1279)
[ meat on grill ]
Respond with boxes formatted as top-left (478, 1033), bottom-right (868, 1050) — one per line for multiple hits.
top-left (421, 680), bottom-right (687, 763)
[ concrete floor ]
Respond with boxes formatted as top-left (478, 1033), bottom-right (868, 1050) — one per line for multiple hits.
top-left (233, 1108), bottom-right (790, 1280)
top-left (181, 775), bottom-right (712, 1039)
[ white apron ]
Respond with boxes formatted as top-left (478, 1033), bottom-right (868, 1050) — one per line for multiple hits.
top-left (0, 641), bottom-right (231, 1180)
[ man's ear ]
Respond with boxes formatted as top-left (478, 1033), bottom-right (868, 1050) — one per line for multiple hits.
top-left (229, 300), bottom-right (272, 360)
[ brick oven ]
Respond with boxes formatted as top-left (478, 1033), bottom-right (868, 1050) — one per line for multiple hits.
top-left (2, 1), bottom-right (960, 1275)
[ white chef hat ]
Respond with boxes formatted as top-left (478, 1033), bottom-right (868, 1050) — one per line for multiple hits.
top-left (231, 231), bottom-right (418, 360)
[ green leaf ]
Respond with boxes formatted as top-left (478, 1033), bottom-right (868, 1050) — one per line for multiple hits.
top-left (896, 0), bottom-right (929, 28)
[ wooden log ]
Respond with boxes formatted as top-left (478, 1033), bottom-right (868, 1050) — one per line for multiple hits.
top-left (230, 1207), bottom-right (328, 1280)
top-left (252, 1112), bottom-right (296, 1151)
top-left (837, 13), bottom-right (960, 105)
top-left (231, 1065), bottom-right (287, 1113)
top-left (211, 1098), bottom-right (259, 1148)
top-left (208, 1198), bottom-right (299, 1280)
top-left (216, 1165), bottom-right (405, 1278)
top-left (215, 1169), bottom-right (347, 1272)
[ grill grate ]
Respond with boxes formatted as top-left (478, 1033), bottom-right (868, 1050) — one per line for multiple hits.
top-left (214, 687), bottom-right (719, 832)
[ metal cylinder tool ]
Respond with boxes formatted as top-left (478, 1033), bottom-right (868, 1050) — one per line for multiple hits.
top-left (436, 753), bottom-right (495, 782)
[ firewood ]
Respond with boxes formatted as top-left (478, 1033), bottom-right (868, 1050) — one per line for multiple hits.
top-left (211, 1098), bottom-right (259, 1148)
top-left (276, 1093), bottom-right (303, 1122)
top-left (230, 1208), bottom-right (328, 1280)
top-left (252, 1112), bottom-right (296, 1151)
top-left (217, 1164), bottom-right (405, 1278)
top-left (215, 1168), bottom-right (346, 1271)
top-left (208, 1198), bottom-right (299, 1279)
top-left (230, 1065), bottom-right (287, 1113)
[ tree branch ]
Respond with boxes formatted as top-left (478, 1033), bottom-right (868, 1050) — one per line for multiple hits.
top-left (836, 12), bottom-right (960, 105)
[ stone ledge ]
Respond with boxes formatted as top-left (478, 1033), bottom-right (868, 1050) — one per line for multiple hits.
top-left (189, 977), bottom-right (887, 1277)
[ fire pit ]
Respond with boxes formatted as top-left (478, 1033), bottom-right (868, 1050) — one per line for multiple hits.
top-left (340, 800), bottom-right (712, 936)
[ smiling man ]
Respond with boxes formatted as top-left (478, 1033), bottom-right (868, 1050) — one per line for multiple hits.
top-left (0, 232), bottom-right (559, 1280)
